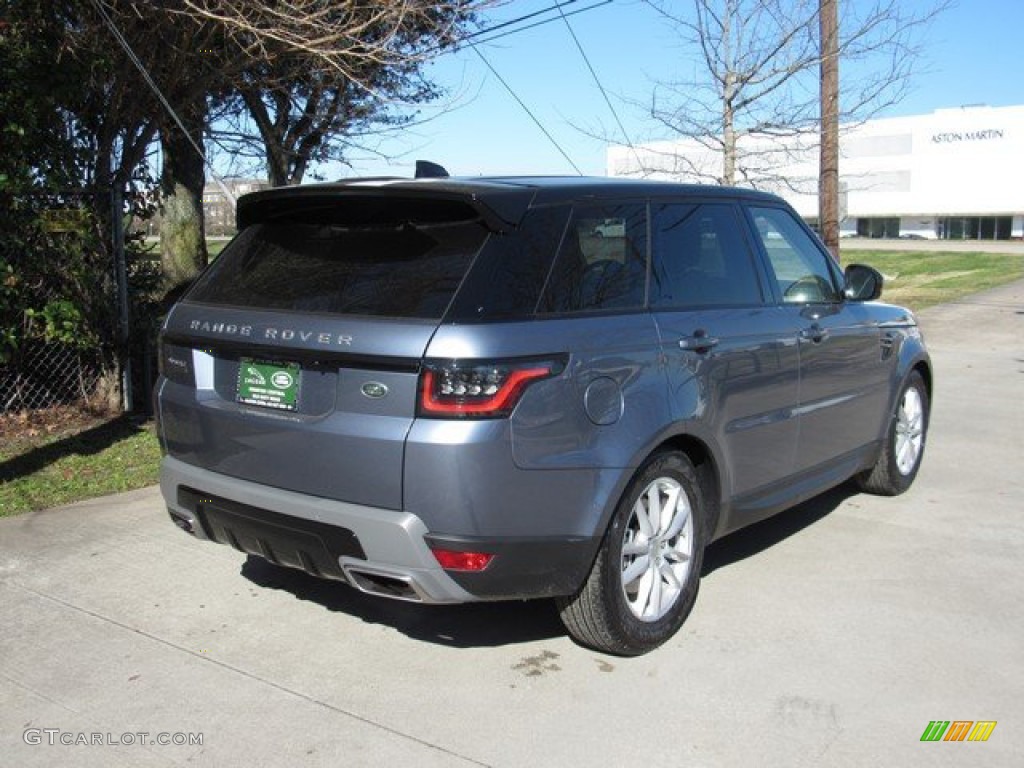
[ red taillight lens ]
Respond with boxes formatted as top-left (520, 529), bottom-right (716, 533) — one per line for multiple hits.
top-left (418, 358), bottom-right (561, 418)
top-left (431, 548), bottom-right (494, 572)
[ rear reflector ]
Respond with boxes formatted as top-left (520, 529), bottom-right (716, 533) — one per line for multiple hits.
top-left (430, 548), bottom-right (494, 572)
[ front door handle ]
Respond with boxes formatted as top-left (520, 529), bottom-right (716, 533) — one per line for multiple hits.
top-left (678, 332), bottom-right (719, 353)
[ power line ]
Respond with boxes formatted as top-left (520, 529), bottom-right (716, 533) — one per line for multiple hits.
top-left (458, 0), bottom-right (584, 46)
top-left (469, 45), bottom-right (583, 175)
top-left (422, 1), bottom-right (611, 55)
top-left (555, 1), bottom-right (642, 170)
top-left (466, 0), bottom-right (613, 48)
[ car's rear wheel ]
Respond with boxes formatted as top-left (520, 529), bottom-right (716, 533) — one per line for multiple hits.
top-left (557, 451), bottom-right (704, 656)
top-left (857, 370), bottom-right (929, 496)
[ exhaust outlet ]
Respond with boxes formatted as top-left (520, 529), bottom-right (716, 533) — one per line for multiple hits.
top-left (343, 567), bottom-right (422, 602)
top-left (168, 509), bottom-right (196, 534)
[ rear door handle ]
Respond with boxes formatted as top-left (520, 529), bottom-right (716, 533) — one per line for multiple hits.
top-left (800, 324), bottom-right (829, 343)
top-left (678, 332), bottom-right (719, 353)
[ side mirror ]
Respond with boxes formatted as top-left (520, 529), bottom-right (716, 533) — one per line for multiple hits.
top-left (843, 263), bottom-right (883, 302)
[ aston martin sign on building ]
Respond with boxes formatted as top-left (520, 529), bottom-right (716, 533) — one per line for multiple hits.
top-left (608, 104), bottom-right (1024, 240)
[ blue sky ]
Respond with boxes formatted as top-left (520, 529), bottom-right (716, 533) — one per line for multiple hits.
top-left (325, 0), bottom-right (1024, 179)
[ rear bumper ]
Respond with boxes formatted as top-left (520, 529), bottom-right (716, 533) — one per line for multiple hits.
top-left (160, 456), bottom-right (597, 603)
top-left (162, 455), bottom-right (474, 603)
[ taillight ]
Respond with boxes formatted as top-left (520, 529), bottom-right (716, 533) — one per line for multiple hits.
top-left (418, 358), bottom-right (563, 418)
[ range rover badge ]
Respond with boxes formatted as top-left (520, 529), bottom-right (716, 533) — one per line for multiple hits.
top-left (361, 381), bottom-right (389, 399)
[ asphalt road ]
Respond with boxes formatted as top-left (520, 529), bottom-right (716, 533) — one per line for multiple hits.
top-left (2, 280), bottom-right (1022, 767)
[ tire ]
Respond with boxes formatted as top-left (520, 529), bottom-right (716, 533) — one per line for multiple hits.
top-left (857, 370), bottom-right (929, 496)
top-left (557, 451), bottom-right (705, 656)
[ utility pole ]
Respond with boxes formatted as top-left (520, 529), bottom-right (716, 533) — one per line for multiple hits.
top-left (819, 0), bottom-right (840, 259)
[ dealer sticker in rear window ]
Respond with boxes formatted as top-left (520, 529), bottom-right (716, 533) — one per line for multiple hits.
top-left (237, 359), bottom-right (300, 411)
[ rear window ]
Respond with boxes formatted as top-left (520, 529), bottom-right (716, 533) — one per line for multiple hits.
top-left (185, 199), bottom-right (489, 319)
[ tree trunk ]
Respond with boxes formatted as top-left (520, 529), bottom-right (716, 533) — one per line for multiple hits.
top-left (242, 89), bottom-right (292, 187)
top-left (721, 4), bottom-right (737, 186)
top-left (160, 98), bottom-right (209, 289)
top-left (723, 86), bottom-right (737, 186)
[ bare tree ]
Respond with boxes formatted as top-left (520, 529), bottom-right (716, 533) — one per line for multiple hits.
top-left (81, 0), bottom-right (483, 285)
top-left (202, 2), bottom-right (468, 187)
top-left (176, 1), bottom-right (471, 90)
top-left (635, 0), bottom-right (947, 190)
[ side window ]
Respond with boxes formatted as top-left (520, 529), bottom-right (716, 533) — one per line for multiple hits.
top-left (749, 206), bottom-right (842, 304)
top-left (539, 203), bottom-right (647, 313)
top-left (651, 203), bottom-right (764, 308)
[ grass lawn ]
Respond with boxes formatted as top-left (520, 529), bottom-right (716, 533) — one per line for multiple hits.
top-left (207, 239), bottom-right (229, 259)
top-left (1, 247), bottom-right (1022, 517)
top-left (841, 249), bottom-right (1024, 311)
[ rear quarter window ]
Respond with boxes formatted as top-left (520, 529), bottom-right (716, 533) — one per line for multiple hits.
top-left (539, 203), bottom-right (648, 314)
top-left (445, 206), bottom-right (571, 322)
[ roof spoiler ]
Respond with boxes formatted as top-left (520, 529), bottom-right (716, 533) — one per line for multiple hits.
top-left (236, 183), bottom-right (531, 234)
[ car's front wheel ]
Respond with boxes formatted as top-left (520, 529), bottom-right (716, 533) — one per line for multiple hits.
top-left (857, 370), bottom-right (929, 496)
top-left (557, 451), bottom-right (705, 656)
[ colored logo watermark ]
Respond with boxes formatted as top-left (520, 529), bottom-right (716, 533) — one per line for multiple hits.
top-left (920, 721), bottom-right (997, 742)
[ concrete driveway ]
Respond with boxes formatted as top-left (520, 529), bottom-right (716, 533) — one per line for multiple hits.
top-left (2, 280), bottom-right (1022, 767)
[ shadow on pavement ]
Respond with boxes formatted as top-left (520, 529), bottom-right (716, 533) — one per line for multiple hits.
top-left (240, 482), bottom-right (858, 649)
top-left (240, 556), bottom-right (566, 649)
top-left (702, 483), bottom-right (856, 575)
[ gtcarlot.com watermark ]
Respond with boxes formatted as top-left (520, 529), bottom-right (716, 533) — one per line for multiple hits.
top-left (24, 729), bottom-right (203, 747)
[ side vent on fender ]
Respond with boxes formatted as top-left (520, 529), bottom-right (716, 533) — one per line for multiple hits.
top-left (880, 333), bottom-right (896, 362)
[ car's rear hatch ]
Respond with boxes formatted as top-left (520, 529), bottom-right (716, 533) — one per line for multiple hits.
top-left (156, 186), bottom-right (528, 510)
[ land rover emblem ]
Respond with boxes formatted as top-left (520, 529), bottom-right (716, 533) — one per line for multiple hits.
top-left (361, 381), bottom-right (389, 399)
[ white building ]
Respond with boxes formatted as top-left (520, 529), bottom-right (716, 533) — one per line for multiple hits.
top-left (202, 178), bottom-right (271, 236)
top-left (607, 105), bottom-right (1024, 240)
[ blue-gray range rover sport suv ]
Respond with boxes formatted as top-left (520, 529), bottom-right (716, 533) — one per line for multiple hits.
top-left (155, 175), bottom-right (931, 655)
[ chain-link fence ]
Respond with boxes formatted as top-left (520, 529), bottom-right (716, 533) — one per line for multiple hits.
top-left (0, 340), bottom-right (103, 412)
top-left (1, 189), bottom-right (139, 417)
top-left (2, 177), bottom-right (183, 417)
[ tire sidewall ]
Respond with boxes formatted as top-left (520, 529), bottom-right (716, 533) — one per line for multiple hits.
top-left (599, 452), bottom-right (705, 653)
top-left (885, 371), bottom-right (929, 492)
